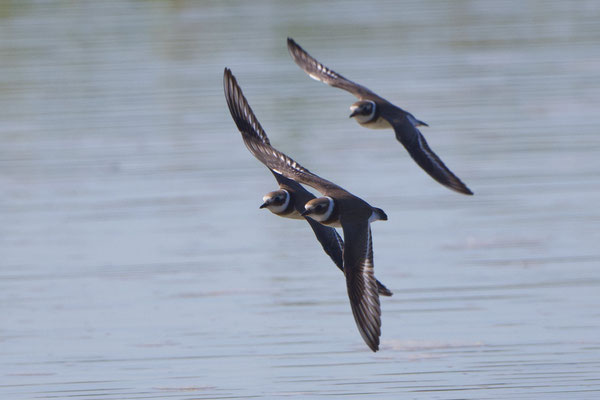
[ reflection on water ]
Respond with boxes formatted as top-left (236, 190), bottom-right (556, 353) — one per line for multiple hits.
top-left (1, 0), bottom-right (600, 399)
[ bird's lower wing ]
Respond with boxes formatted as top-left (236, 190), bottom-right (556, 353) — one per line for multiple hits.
top-left (342, 222), bottom-right (382, 352)
top-left (392, 120), bottom-right (473, 195)
top-left (305, 217), bottom-right (344, 271)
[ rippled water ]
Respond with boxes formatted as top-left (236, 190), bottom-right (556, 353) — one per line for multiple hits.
top-left (2, 1), bottom-right (600, 399)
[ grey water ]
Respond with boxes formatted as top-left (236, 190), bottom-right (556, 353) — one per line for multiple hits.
top-left (1, 1), bottom-right (600, 399)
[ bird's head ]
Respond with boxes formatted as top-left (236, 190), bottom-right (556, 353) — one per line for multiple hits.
top-left (259, 189), bottom-right (290, 214)
top-left (301, 196), bottom-right (335, 222)
top-left (349, 100), bottom-right (377, 124)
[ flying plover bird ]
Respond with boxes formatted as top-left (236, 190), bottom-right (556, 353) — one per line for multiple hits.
top-left (234, 74), bottom-right (392, 297)
top-left (260, 173), bottom-right (392, 297)
top-left (224, 68), bottom-right (389, 352)
top-left (287, 38), bottom-right (473, 195)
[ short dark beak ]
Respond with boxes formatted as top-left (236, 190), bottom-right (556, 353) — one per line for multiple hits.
top-left (349, 110), bottom-right (358, 118)
top-left (301, 209), bottom-right (312, 217)
top-left (259, 202), bottom-right (269, 209)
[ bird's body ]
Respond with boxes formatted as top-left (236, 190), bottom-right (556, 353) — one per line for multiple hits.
top-left (287, 38), bottom-right (473, 196)
top-left (360, 117), bottom-right (393, 130)
top-left (258, 143), bottom-right (393, 298)
top-left (224, 68), bottom-right (388, 351)
top-left (349, 100), bottom-right (391, 129)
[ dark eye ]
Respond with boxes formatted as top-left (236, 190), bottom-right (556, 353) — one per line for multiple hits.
top-left (317, 204), bottom-right (326, 211)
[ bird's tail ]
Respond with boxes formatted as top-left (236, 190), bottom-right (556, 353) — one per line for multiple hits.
top-left (372, 207), bottom-right (388, 222)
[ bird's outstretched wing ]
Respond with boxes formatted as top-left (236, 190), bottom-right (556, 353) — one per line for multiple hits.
top-left (287, 38), bottom-right (381, 102)
top-left (386, 112), bottom-right (473, 195)
top-left (223, 69), bottom-right (271, 146)
top-left (304, 216), bottom-right (343, 267)
top-left (342, 222), bottom-right (382, 352)
top-left (224, 68), bottom-right (341, 195)
top-left (303, 216), bottom-right (391, 297)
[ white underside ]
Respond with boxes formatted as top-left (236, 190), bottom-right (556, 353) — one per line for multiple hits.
top-left (275, 210), bottom-right (304, 220)
top-left (318, 219), bottom-right (342, 228)
top-left (360, 116), bottom-right (392, 129)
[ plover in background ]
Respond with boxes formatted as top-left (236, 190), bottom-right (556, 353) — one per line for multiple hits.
top-left (287, 38), bottom-right (473, 196)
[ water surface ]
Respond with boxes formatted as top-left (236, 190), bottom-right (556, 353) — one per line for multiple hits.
top-left (1, 1), bottom-right (600, 399)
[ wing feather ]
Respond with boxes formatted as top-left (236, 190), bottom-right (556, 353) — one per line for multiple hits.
top-left (224, 68), bottom-right (341, 195)
top-left (389, 115), bottom-right (473, 195)
top-left (223, 68), bottom-right (270, 145)
top-left (287, 38), bottom-right (381, 101)
top-left (342, 223), bottom-right (382, 352)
